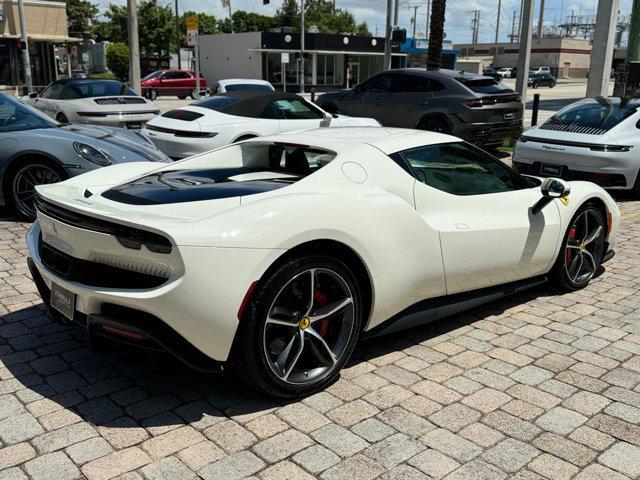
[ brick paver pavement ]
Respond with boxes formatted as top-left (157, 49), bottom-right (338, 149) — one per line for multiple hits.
top-left (1, 197), bottom-right (640, 479)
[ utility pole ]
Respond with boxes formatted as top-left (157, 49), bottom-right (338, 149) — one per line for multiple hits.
top-left (174, 0), bottom-right (180, 68)
top-left (515, 0), bottom-right (534, 108)
top-left (536, 0), bottom-right (545, 41)
top-left (127, 0), bottom-right (141, 94)
top-left (628, 0), bottom-right (640, 62)
top-left (470, 10), bottom-right (481, 44)
top-left (17, 0), bottom-right (33, 93)
top-left (495, 0), bottom-right (502, 43)
top-left (511, 10), bottom-right (517, 43)
top-left (586, 0), bottom-right (619, 96)
top-left (393, 0), bottom-right (399, 26)
top-left (425, 0), bottom-right (431, 39)
top-left (412, 5), bottom-right (418, 38)
top-left (384, 0), bottom-right (393, 69)
top-left (300, 0), bottom-right (305, 92)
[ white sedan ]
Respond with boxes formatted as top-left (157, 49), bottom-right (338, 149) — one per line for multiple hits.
top-left (27, 127), bottom-right (619, 397)
top-left (142, 91), bottom-right (380, 159)
top-left (513, 97), bottom-right (640, 194)
top-left (22, 79), bottom-right (159, 129)
top-left (209, 78), bottom-right (274, 94)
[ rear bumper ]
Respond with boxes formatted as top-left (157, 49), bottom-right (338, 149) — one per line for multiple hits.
top-left (70, 111), bottom-right (157, 128)
top-left (456, 120), bottom-right (523, 147)
top-left (27, 220), bottom-right (283, 363)
top-left (513, 161), bottom-right (632, 189)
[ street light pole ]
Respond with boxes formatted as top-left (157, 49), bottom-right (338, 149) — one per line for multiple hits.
top-left (127, 0), bottom-right (141, 94)
top-left (393, 0), bottom-right (399, 26)
top-left (174, 0), bottom-right (180, 68)
top-left (515, 0), bottom-right (534, 108)
top-left (300, 0), bottom-right (305, 93)
top-left (17, 0), bottom-right (33, 93)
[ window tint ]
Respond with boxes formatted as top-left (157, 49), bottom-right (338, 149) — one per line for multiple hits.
top-left (266, 99), bottom-right (323, 120)
top-left (390, 74), bottom-right (438, 93)
top-left (63, 80), bottom-right (134, 98)
top-left (0, 93), bottom-right (57, 132)
top-left (547, 98), bottom-right (639, 132)
top-left (225, 83), bottom-right (273, 92)
top-left (163, 71), bottom-right (188, 79)
top-left (142, 70), bottom-right (164, 80)
top-left (192, 96), bottom-right (238, 110)
top-left (40, 82), bottom-right (65, 99)
top-left (360, 74), bottom-right (391, 92)
top-left (267, 146), bottom-right (336, 174)
top-left (399, 142), bottom-right (530, 195)
top-left (455, 77), bottom-right (513, 94)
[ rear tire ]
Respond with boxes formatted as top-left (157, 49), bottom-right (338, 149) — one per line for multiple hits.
top-left (177, 95), bottom-right (187, 100)
top-left (532, 82), bottom-right (539, 89)
top-left (417, 116), bottom-right (451, 134)
top-left (229, 254), bottom-right (362, 398)
top-left (550, 204), bottom-right (606, 291)
top-left (147, 89), bottom-right (158, 101)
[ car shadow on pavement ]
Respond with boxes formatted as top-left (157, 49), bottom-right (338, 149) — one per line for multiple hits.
top-left (0, 276), bottom-right (586, 431)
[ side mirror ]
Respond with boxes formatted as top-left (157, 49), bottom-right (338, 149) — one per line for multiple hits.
top-left (532, 178), bottom-right (570, 214)
top-left (320, 111), bottom-right (332, 128)
top-left (29, 92), bottom-right (38, 99)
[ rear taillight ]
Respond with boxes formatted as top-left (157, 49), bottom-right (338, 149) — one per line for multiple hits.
top-left (174, 131), bottom-right (217, 138)
top-left (589, 145), bottom-right (632, 152)
top-left (464, 98), bottom-right (498, 107)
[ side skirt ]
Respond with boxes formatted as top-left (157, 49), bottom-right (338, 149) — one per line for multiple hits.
top-left (364, 275), bottom-right (548, 338)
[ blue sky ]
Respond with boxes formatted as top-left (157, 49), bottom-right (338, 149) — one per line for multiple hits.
top-left (94, 0), bottom-right (633, 45)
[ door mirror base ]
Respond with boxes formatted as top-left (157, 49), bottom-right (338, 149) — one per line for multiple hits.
top-left (533, 177), bottom-right (571, 214)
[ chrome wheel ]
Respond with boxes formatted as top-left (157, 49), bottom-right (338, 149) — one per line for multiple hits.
top-left (263, 268), bottom-right (355, 385)
top-left (563, 208), bottom-right (605, 286)
top-left (12, 164), bottom-right (62, 218)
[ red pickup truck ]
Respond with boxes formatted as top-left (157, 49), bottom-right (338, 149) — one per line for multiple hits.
top-left (141, 70), bottom-right (207, 100)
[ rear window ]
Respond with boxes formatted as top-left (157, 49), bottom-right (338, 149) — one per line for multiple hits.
top-left (225, 84), bottom-right (272, 92)
top-left (240, 142), bottom-right (336, 176)
top-left (192, 96), bottom-right (238, 110)
top-left (456, 77), bottom-right (513, 94)
top-left (161, 109), bottom-right (203, 121)
top-left (546, 98), bottom-right (639, 132)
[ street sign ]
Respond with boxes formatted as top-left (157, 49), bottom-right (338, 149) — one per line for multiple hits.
top-left (186, 15), bottom-right (198, 47)
top-left (281, 52), bottom-right (289, 64)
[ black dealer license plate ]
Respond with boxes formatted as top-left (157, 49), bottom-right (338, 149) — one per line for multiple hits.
top-left (126, 122), bottom-right (142, 130)
top-left (540, 163), bottom-right (563, 176)
top-left (50, 283), bottom-right (75, 321)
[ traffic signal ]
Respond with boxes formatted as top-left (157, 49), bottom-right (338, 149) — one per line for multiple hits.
top-left (391, 28), bottom-right (407, 44)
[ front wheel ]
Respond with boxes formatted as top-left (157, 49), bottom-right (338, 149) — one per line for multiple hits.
top-left (230, 255), bottom-right (362, 398)
top-left (146, 89), bottom-right (158, 101)
top-left (9, 162), bottom-right (65, 219)
top-left (551, 204), bottom-right (606, 291)
top-left (532, 82), bottom-right (539, 89)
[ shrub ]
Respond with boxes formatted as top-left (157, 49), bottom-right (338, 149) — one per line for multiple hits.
top-left (106, 43), bottom-right (129, 82)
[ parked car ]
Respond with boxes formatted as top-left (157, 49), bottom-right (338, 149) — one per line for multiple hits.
top-left (513, 96), bottom-right (640, 193)
top-left (482, 67), bottom-right (502, 80)
top-left (143, 90), bottom-right (380, 159)
top-left (316, 69), bottom-right (523, 150)
top-left (497, 67), bottom-right (513, 78)
top-left (0, 92), bottom-right (168, 218)
top-left (22, 78), bottom-right (159, 129)
top-left (528, 73), bottom-right (556, 88)
top-left (529, 66), bottom-right (551, 75)
top-left (141, 70), bottom-right (207, 100)
top-left (27, 126), bottom-right (619, 397)
top-left (209, 79), bottom-right (274, 95)
top-left (71, 70), bottom-right (88, 79)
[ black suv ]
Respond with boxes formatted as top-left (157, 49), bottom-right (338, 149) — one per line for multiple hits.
top-left (528, 73), bottom-right (556, 88)
top-left (316, 69), bottom-right (523, 149)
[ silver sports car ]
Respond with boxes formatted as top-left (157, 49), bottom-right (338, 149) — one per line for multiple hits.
top-left (21, 78), bottom-right (160, 129)
top-left (0, 92), bottom-right (169, 218)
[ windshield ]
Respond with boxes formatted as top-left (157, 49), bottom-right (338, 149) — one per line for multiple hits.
top-left (142, 71), bottom-right (165, 81)
top-left (65, 80), bottom-right (136, 98)
top-left (225, 84), bottom-right (272, 92)
top-left (0, 94), bottom-right (57, 132)
top-left (456, 77), bottom-right (513, 94)
top-left (547, 98), bottom-right (639, 132)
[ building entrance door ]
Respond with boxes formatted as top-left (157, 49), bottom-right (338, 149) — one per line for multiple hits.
top-left (347, 62), bottom-right (360, 88)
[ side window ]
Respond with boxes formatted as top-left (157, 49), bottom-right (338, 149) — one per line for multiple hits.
top-left (260, 102), bottom-right (284, 119)
top-left (361, 74), bottom-right (391, 92)
top-left (175, 71), bottom-right (190, 79)
top-left (399, 142), bottom-right (530, 195)
top-left (163, 71), bottom-right (178, 79)
top-left (391, 74), bottom-right (442, 93)
top-left (41, 83), bottom-right (64, 99)
top-left (271, 99), bottom-right (323, 120)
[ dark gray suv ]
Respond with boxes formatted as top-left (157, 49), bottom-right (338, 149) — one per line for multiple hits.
top-left (316, 69), bottom-right (523, 149)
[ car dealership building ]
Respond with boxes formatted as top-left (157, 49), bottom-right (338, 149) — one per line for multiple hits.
top-left (199, 31), bottom-right (457, 92)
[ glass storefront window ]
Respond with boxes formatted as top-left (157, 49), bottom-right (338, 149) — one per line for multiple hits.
top-left (315, 54), bottom-right (343, 85)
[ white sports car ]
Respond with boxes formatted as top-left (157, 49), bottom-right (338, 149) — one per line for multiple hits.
top-left (142, 91), bottom-right (380, 159)
top-left (209, 78), bottom-right (274, 94)
top-left (22, 79), bottom-right (159, 129)
top-left (27, 128), bottom-right (619, 397)
top-left (514, 97), bottom-right (640, 193)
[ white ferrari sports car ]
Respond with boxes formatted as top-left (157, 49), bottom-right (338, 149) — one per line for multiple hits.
top-left (514, 97), bottom-right (640, 193)
top-left (142, 91), bottom-right (380, 159)
top-left (22, 79), bottom-right (159, 129)
top-left (27, 127), bottom-right (619, 397)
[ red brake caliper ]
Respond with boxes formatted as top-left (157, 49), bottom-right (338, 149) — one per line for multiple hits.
top-left (314, 290), bottom-right (330, 336)
top-left (566, 226), bottom-right (576, 267)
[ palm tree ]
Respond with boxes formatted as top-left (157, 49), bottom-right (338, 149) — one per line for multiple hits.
top-left (426, 0), bottom-right (446, 70)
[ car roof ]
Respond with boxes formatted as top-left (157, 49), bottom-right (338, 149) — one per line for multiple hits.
top-left (254, 127), bottom-right (459, 155)
top-left (384, 68), bottom-right (494, 82)
top-left (219, 79), bottom-right (271, 85)
top-left (191, 91), bottom-right (308, 117)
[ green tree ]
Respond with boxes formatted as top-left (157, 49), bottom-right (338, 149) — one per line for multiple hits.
top-left (427, 0), bottom-right (446, 69)
top-left (66, 0), bottom-right (99, 39)
top-left (274, 0), bottom-right (370, 35)
top-left (106, 43), bottom-right (129, 81)
top-left (275, 0), bottom-right (300, 29)
top-left (94, 4), bottom-right (127, 44)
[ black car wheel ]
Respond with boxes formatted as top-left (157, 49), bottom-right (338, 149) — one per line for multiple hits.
top-left (56, 113), bottom-right (69, 124)
top-left (418, 117), bottom-right (451, 134)
top-left (147, 89), bottom-right (158, 101)
top-left (532, 82), bottom-right (539, 89)
top-left (189, 89), bottom-right (199, 99)
top-left (10, 162), bottom-right (65, 220)
top-left (551, 204), bottom-right (606, 291)
top-left (230, 254), bottom-right (362, 398)
top-left (177, 95), bottom-right (187, 100)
